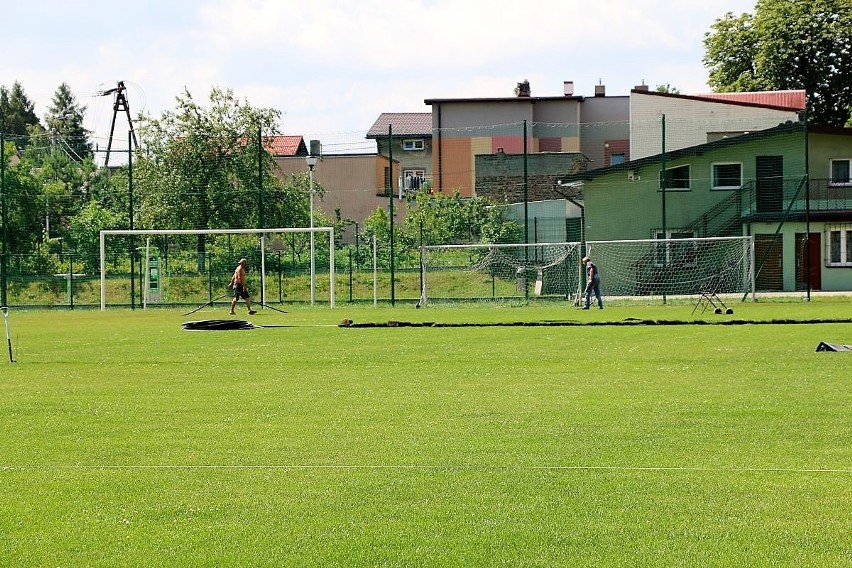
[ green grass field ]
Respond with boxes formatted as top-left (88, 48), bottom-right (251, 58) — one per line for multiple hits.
top-left (1, 298), bottom-right (851, 566)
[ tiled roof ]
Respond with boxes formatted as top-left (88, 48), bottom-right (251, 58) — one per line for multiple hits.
top-left (695, 90), bottom-right (806, 111)
top-left (632, 89), bottom-right (807, 111)
top-left (367, 113), bottom-right (432, 138)
top-left (262, 135), bottom-right (307, 156)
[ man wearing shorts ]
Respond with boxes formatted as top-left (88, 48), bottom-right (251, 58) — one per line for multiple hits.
top-left (229, 258), bottom-right (256, 315)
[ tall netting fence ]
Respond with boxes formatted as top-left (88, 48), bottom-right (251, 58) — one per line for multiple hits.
top-left (0, 113), bottom-right (819, 308)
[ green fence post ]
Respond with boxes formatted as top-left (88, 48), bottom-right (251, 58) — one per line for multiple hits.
top-left (69, 254), bottom-right (74, 310)
top-left (1, 132), bottom-right (7, 307)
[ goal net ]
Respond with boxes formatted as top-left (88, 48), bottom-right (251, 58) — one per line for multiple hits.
top-left (585, 236), bottom-right (754, 301)
top-left (420, 236), bottom-right (754, 305)
top-left (420, 242), bottom-right (583, 304)
top-left (99, 228), bottom-right (335, 310)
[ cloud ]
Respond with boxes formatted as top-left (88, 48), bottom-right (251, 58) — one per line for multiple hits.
top-left (6, 0), bottom-right (758, 153)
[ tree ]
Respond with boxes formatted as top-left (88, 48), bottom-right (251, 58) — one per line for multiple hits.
top-left (403, 189), bottom-right (523, 246)
top-left (134, 87), bottom-right (284, 270)
top-left (45, 83), bottom-right (92, 160)
top-left (655, 84), bottom-right (681, 95)
top-left (703, 0), bottom-right (852, 126)
top-left (0, 81), bottom-right (41, 137)
top-left (12, 128), bottom-right (97, 252)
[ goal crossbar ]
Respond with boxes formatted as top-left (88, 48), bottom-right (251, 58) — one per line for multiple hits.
top-left (99, 227), bottom-right (335, 310)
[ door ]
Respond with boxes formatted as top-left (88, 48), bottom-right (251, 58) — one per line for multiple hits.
top-left (795, 232), bottom-right (821, 290)
top-left (754, 234), bottom-right (783, 291)
top-left (756, 156), bottom-right (784, 214)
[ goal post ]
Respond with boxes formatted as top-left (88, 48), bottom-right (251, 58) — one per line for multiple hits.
top-left (419, 236), bottom-right (754, 305)
top-left (584, 236), bottom-right (755, 302)
top-left (420, 242), bottom-right (584, 305)
top-left (99, 227), bottom-right (335, 310)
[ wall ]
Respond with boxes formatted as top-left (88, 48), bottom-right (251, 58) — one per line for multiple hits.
top-left (273, 155), bottom-right (411, 228)
top-left (630, 92), bottom-right (800, 160)
top-left (583, 130), bottom-right (807, 242)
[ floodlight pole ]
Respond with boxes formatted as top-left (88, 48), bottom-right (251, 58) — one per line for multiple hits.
top-left (306, 154), bottom-right (318, 305)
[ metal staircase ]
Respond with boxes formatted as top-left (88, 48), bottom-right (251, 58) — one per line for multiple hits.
top-left (681, 181), bottom-right (752, 238)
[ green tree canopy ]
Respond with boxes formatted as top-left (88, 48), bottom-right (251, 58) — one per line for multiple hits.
top-left (703, 0), bottom-right (852, 126)
top-left (45, 82), bottom-right (92, 160)
top-left (655, 84), bottom-right (681, 94)
top-left (0, 81), bottom-right (41, 137)
top-left (133, 87), bottom-right (285, 270)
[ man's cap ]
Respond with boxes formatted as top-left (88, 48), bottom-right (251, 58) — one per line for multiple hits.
top-left (239, 258), bottom-right (247, 264)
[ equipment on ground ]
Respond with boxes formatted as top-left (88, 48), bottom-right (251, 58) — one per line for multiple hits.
top-left (816, 342), bottom-right (851, 352)
top-left (1, 307), bottom-right (14, 363)
top-left (692, 268), bottom-right (736, 315)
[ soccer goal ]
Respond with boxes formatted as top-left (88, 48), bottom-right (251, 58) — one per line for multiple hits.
top-left (419, 242), bottom-right (583, 305)
top-left (419, 236), bottom-right (754, 305)
top-left (99, 228), bottom-right (335, 310)
top-left (584, 236), bottom-right (755, 302)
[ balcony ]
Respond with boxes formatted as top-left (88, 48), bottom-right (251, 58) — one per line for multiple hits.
top-left (742, 178), bottom-right (852, 223)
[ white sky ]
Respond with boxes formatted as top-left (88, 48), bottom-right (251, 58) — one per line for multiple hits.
top-left (6, 0), bottom-right (757, 159)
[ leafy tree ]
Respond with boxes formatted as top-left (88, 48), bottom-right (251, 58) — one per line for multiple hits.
top-left (45, 82), bottom-right (92, 160)
top-left (655, 84), bottom-right (681, 94)
top-left (68, 201), bottom-right (126, 272)
top-left (0, 139), bottom-right (44, 256)
top-left (0, 81), bottom-right (41, 137)
top-left (362, 190), bottom-right (523, 269)
top-left (404, 190), bottom-right (522, 246)
top-left (134, 87), bottom-right (283, 270)
top-left (703, 0), bottom-right (852, 126)
top-left (12, 129), bottom-right (97, 252)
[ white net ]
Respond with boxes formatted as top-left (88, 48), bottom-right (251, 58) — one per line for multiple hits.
top-left (420, 242), bottom-right (583, 304)
top-left (99, 228), bottom-right (334, 309)
top-left (585, 236), bottom-right (754, 301)
top-left (420, 236), bottom-right (754, 305)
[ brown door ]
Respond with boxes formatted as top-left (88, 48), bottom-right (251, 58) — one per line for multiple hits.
top-left (796, 233), bottom-right (821, 290)
top-left (755, 234), bottom-right (783, 291)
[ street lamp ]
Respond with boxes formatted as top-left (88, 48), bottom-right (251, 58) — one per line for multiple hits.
top-left (305, 154), bottom-right (318, 305)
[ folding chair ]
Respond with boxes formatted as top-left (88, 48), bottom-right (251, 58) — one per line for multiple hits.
top-left (692, 272), bottom-right (733, 315)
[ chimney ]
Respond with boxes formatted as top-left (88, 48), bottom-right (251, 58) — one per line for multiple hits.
top-left (594, 83), bottom-right (606, 97)
top-left (634, 83), bottom-right (650, 92)
top-left (563, 81), bottom-right (575, 96)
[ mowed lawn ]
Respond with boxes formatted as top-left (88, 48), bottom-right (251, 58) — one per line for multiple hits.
top-left (1, 300), bottom-right (850, 567)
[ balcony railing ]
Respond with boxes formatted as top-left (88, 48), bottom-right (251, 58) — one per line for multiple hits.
top-left (740, 177), bottom-right (852, 223)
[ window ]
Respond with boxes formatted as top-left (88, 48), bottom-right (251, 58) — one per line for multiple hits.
top-left (403, 139), bottom-right (424, 151)
top-left (610, 153), bottom-right (625, 165)
top-left (659, 164), bottom-right (690, 190)
top-left (653, 230), bottom-right (695, 267)
top-left (830, 159), bottom-right (851, 186)
top-left (827, 224), bottom-right (852, 266)
top-left (712, 162), bottom-right (742, 189)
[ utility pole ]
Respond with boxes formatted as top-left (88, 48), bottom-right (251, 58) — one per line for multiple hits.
top-left (100, 81), bottom-right (138, 167)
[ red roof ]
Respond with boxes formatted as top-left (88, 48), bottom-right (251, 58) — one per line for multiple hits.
top-left (696, 90), bottom-right (806, 110)
top-left (631, 89), bottom-right (806, 112)
top-left (262, 135), bottom-right (307, 157)
top-left (367, 113), bottom-right (432, 138)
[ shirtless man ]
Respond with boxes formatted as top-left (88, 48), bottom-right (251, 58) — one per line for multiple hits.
top-left (229, 258), bottom-right (256, 315)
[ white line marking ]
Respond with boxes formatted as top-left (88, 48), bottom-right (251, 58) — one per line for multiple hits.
top-left (3, 464), bottom-right (850, 474)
